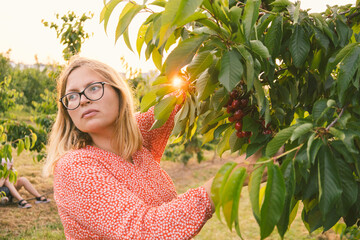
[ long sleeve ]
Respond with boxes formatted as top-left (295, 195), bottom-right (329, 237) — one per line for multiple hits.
top-left (54, 151), bottom-right (212, 240)
top-left (136, 105), bottom-right (180, 163)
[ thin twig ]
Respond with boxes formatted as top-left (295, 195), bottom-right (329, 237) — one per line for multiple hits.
top-left (326, 107), bottom-right (345, 131)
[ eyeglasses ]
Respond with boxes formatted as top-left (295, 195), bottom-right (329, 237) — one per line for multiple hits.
top-left (60, 82), bottom-right (107, 110)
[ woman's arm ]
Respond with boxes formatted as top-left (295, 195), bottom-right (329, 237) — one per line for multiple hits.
top-left (54, 153), bottom-right (212, 240)
top-left (136, 104), bottom-right (181, 163)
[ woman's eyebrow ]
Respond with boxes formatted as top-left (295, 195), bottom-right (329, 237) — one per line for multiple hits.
top-left (65, 81), bottom-right (99, 93)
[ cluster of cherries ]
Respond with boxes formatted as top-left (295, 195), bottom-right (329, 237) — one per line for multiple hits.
top-left (225, 89), bottom-right (273, 139)
top-left (261, 120), bottom-right (272, 135)
top-left (225, 89), bottom-right (252, 138)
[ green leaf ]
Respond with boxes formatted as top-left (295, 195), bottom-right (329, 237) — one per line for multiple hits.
top-left (277, 158), bottom-right (296, 238)
top-left (222, 167), bottom-right (247, 231)
top-left (242, 0), bottom-right (261, 40)
top-left (219, 49), bottom-right (243, 92)
top-left (158, 0), bottom-right (180, 45)
top-left (164, 34), bottom-right (209, 78)
top-left (211, 162), bottom-right (237, 207)
top-left (236, 45), bottom-right (255, 91)
top-left (260, 163), bottom-right (286, 239)
top-left (123, 27), bottom-right (133, 52)
top-left (217, 127), bottom-right (233, 157)
top-left (264, 15), bottom-right (283, 58)
top-left (177, 12), bottom-right (207, 27)
top-left (152, 75), bottom-right (168, 86)
top-left (335, 153), bottom-right (358, 216)
top-left (337, 45), bottom-right (360, 104)
top-left (312, 27), bottom-right (330, 52)
top-left (317, 145), bottom-right (342, 218)
top-left (24, 136), bottom-right (31, 150)
top-left (161, 0), bottom-right (181, 26)
top-left (152, 47), bottom-right (163, 71)
top-left (214, 123), bottom-right (231, 139)
top-left (292, 1), bottom-right (300, 24)
top-left (212, 162), bottom-right (237, 221)
top-left (270, 0), bottom-right (292, 8)
top-left (196, 70), bottom-right (218, 101)
top-left (154, 95), bottom-right (177, 120)
top-left (249, 40), bottom-right (270, 59)
top-left (289, 24), bottom-right (310, 68)
top-left (115, 3), bottom-right (144, 43)
top-left (266, 125), bottom-right (297, 157)
top-left (17, 139), bottom-right (24, 156)
top-left (325, 43), bottom-right (359, 77)
top-left (140, 89), bottom-right (157, 112)
top-left (229, 131), bottom-right (245, 153)
top-left (307, 137), bottom-right (323, 165)
top-left (150, 0), bottom-right (166, 7)
top-left (136, 23), bottom-right (149, 56)
top-left (253, 77), bottom-right (265, 112)
top-left (187, 50), bottom-right (214, 81)
top-left (335, 18), bottom-right (351, 47)
top-left (100, 0), bottom-right (124, 33)
top-left (173, 0), bottom-right (204, 26)
top-left (290, 123), bottom-right (313, 142)
top-left (312, 99), bottom-right (332, 124)
top-left (248, 158), bottom-right (267, 224)
top-left (329, 127), bottom-right (345, 141)
top-left (31, 133), bottom-right (37, 149)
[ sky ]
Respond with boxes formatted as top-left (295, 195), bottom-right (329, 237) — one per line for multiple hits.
top-left (0, 0), bottom-right (355, 72)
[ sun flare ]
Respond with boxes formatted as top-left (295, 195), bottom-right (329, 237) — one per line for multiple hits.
top-left (172, 76), bottom-right (184, 89)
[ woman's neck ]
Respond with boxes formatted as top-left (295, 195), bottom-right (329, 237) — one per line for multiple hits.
top-left (90, 134), bottom-right (133, 164)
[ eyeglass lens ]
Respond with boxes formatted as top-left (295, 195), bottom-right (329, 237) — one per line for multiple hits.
top-left (62, 82), bottom-right (105, 110)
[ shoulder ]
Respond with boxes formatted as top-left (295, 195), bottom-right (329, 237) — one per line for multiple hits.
top-left (55, 148), bottom-right (96, 174)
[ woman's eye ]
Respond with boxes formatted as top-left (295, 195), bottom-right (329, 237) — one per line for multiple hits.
top-left (67, 94), bottom-right (78, 101)
top-left (90, 85), bottom-right (100, 91)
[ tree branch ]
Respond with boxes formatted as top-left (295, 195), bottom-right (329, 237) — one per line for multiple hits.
top-left (326, 107), bottom-right (345, 131)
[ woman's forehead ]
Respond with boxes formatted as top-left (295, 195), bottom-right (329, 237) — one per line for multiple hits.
top-left (65, 66), bottom-right (105, 91)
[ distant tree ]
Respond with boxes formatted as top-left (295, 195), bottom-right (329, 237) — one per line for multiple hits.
top-left (42, 11), bottom-right (94, 61)
top-left (0, 54), bottom-right (38, 182)
top-left (9, 64), bottom-right (57, 108)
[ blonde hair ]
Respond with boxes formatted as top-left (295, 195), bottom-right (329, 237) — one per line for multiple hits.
top-left (43, 56), bottom-right (142, 176)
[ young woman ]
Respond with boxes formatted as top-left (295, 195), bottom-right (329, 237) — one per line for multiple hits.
top-left (1, 159), bottom-right (50, 208)
top-left (44, 56), bottom-right (262, 239)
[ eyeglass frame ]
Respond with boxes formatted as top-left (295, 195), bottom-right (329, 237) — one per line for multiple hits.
top-left (59, 81), bottom-right (108, 110)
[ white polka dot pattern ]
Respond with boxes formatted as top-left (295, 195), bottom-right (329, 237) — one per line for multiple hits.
top-left (54, 106), bottom-right (213, 239)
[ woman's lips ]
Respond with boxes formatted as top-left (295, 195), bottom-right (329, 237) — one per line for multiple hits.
top-left (82, 109), bottom-right (98, 118)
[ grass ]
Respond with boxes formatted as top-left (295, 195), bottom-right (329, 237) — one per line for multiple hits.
top-left (1, 151), bottom-right (341, 239)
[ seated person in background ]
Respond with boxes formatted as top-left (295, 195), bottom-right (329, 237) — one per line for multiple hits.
top-left (1, 158), bottom-right (50, 208)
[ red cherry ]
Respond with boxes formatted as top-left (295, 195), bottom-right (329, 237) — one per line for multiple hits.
top-left (240, 131), bottom-right (247, 137)
top-left (235, 121), bottom-right (242, 131)
top-left (228, 116), bottom-right (236, 122)
top-left (236, 131), bottom-right (244, 138)
top-left (234, 109), bottom-right (244, 120)
top-left (240, 99), bottom-right (248, 108)
top-left (226, 105), bottom-right (234, 113)
top-left (231, 99), bottom-right (241, 109)
top-left (245, 131), bottom-right (252, 137)
top-left (230, 90), bottom-right (239, 99)
top-left (236, 132), bottom-right (242, 138)
top-left (263, 130), bottom-right (272, 135)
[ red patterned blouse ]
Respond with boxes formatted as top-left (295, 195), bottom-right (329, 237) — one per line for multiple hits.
top-left (53, 107), bottom-right (213, 239)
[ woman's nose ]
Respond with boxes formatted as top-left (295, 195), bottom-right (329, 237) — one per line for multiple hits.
top-left (79, 93), bottom-right (90, 106)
